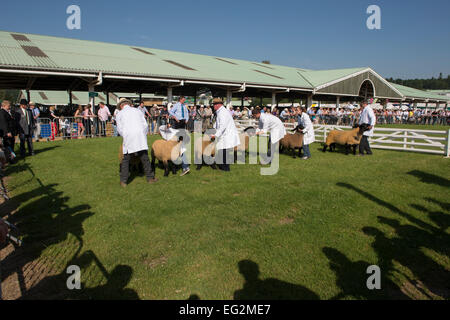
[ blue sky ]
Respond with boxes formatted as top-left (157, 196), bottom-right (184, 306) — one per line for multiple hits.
top-left (1, 0), bottom-right (449, 79)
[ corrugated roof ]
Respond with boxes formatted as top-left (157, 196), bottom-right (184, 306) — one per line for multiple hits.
top-left (2, 31), bottom-right (447, 102)
top-left (0, 31), bottom-right (313, 89)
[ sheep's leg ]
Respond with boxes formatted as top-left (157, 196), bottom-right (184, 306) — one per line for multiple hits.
top-left (345, 144), bottom-right (350, 155)
top-left (163, 161), bottom-right (169, 177)
top-left (352, 145), bottom-right (357, 155)
top-left (292, 148), bottom-right (296, 159)
top-left (151, 157), bottom-right (156, 172)
top-left (322, 144), bottom-right (328, 152)
top-left (170, 161), bottom-right (177, 175)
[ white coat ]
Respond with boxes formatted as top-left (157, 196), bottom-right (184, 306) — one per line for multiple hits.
top-left (257, 113), bottom-right (287, 144)
top-left (214, 106), bottom-right (240, 150)
top-left (117, 105), bottom-right (149, 154)
top-left (359, 105), bottom-right (376, 137)
top-left (299, 112), bottom-right (315, 145)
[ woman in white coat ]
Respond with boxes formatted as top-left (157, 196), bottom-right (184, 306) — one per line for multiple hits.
top-left (297, 107), bottom-right (315, 160)
top-left (210, 98), bottom-right (240, 171)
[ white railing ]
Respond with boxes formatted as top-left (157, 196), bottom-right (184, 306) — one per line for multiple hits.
top-left (234, 119), bottom-right (450, 157)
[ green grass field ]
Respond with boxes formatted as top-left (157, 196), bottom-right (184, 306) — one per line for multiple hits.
top-left (1, 135), bottom-right (449, 300)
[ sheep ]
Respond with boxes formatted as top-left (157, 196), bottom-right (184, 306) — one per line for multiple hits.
top-left (279, 125), bottom-right (304, 158)
top-left (322, 123), bottom-right (371, 155)
top-left (118, 144), bottom-right (142, 174)
top-left (194, 134), bottom-right (217, 170)
top-left (234, 127), bottom-right (254, 153)
top-left (151, 138), bottom-right (183, 176)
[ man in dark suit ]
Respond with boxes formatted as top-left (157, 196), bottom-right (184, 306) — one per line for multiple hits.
top-left (0, 100), bottom-right (17, 162)
top-left (17, 99), bottom-right (35, 157)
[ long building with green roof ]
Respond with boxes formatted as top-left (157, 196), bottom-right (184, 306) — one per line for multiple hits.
top-left (0, 30), bottom-right (448, 107)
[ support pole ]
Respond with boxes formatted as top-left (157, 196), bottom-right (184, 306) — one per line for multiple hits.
top-left (89, 84), bottom-right (95, 109)
top-left (26, 90), bottom-right (30, 103)
top-left (336, 96), bottom-right (340, 109)
top-left (167, 87), bottom-right (173, 104)
top-left (271, 92), bottom-right (276, 112)
top-left (241, 95), bottom-right (244, 108)
top-left (106, 91), bottom-right (110, 106)
top-left (69, 90), bottom-right (73, 106)
top-left (226, 89), bottom-right (232, 109)
top-left (305, 94), bottom-right (313, 109)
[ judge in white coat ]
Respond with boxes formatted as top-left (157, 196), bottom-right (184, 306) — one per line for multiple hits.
top-left (116, 98), bottom-right (158, 186)
top-left (252, 108), bottom-right (286, 162)
top-left (210, 98), bottom-right (240, 171)
top-left (358, 100), bottom-right (376, 155)
top-left (297, 107), bottom-right (315, 159)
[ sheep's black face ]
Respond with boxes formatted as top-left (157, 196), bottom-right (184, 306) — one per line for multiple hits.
top-left (359, 123), bottom-right (371, 133)
top-left (244, 127), bottom-right (256, 136)
top-left (292, 125), bottom-right (304, 133)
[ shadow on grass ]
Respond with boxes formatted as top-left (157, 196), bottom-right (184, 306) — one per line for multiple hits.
top-left (335, 181), bottom-right (450, 299)
top-left (322, 247), bottom-right (409, 300)
top-left (1, 163), bottom-right (139, 299)
top-left (186, 260), bottom-right (320, 300)
top-left (233, 260), bottom-right (319, 300)
top-left (407, 170), bottom-right (450, 188)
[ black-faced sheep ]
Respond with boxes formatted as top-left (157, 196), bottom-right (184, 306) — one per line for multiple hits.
top-left (151, 138), bottom-right (183, 176)
top-left (279, 125), bottom-right (304, 158)
top-left (322, 123), bottom-right (371, 155)
top-left (194, 135), bottom-right (217, 170)
top-left (234, 127), bottom-right (255, 154)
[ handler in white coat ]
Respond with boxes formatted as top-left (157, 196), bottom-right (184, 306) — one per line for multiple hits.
top-left (210, 98), bottom-right (240, 171)
top-left (358, 100), bottom-right (376, 155)
top-left (297, 107), bottom-right (315, 160)
top-left (116, 98), bottom-right (158, 186)
top-left (252, 108), bottom-right (286, 162)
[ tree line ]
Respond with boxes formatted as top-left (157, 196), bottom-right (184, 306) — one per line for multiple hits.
top-left (386, 73), bottom-right (450, 91)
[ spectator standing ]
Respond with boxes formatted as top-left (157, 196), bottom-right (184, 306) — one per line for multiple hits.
top-left (17, 99), bottom-right (35, 157)
top-left (49, 106), bottom-right (59, 140)
top-left (30, 101), bottom-right (40, 140)
top-left (74, 106), bottom-right (85, 138)
top-left (97, 102), bottom-right (111, 136)
top-left (0, 100), bottom-right (17, 162)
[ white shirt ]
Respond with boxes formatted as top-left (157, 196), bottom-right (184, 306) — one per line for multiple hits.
top-left (257, 113), bottom-right (286, 144)
top-left (299, 112), bottom-right (315, 145)
top-left (359, 105), bottom-right (376, 137)
top-left (117, 105), bottom-right (149, 154)
top-left (214, 106), bottom-right (240, 150)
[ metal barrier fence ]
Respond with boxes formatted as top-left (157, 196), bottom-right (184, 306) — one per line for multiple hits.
top-left (234, 119), bottom-right (450, 157)
top-left (35, 117), bottom-right (116, 140)
top-left (30, 118), bottom-right (450, 156)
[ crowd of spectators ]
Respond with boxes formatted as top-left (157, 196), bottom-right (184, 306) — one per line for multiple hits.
top-left (26, 102), bottom-right (450, 141)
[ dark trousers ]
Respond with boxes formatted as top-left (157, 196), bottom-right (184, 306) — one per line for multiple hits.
top-left (19, 133), bottom-right (33, 157)
top-left (2, 136), bottom-right (15, 162)
top-left (83, 119), bottom-right (91, 137)
top-left (359, 136), bottom-right (372, 155)
top-left (217, 148), bottom-right (233, 171)
top-left (99, 121), bottom-right (107, 136)
top-left (120, 150), bottom-right (154, 183)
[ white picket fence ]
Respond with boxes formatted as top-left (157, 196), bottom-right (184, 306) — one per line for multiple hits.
top-left (234, 119), bottom-right (450, 157)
